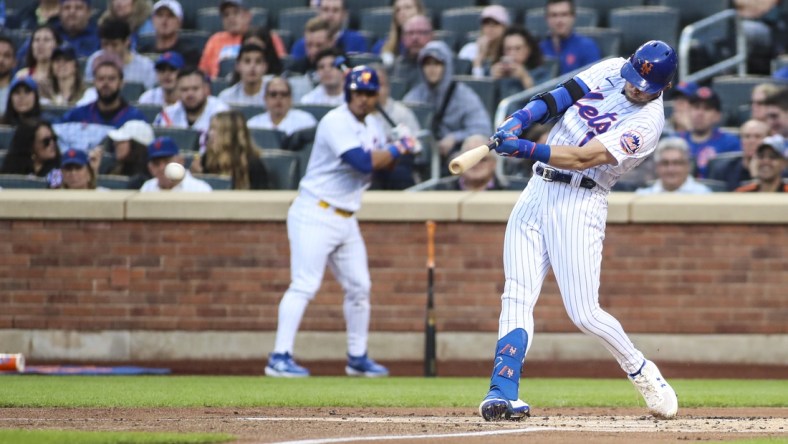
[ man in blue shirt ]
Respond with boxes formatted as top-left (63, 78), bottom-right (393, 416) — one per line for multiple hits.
top-left (290, 0), bottom-right (367, 59)
top-left (53, 0), bottom-right (99, 58)
top-left (538, 0), bottom-right (601, 75)
top-left (679, 86), bottom-right (741, 178)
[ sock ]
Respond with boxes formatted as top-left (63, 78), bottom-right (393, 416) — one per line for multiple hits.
top-left (488, 328), bottom-right (528, 400)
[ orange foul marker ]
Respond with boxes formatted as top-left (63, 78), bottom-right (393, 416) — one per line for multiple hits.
top-left (0, 353), bottom-right (25, 372)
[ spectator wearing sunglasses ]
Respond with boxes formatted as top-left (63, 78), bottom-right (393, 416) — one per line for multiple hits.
top-left (0, 119), bottom-right (62, 177)
top-left (247, 76), bottom-right (316, 136)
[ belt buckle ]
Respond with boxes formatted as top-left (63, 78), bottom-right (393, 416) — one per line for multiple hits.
top-left (540, 166), bottom-right (557, 182)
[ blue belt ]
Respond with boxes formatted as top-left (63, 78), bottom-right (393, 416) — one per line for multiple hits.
top-left (535, 166), bottom-right (597, 189)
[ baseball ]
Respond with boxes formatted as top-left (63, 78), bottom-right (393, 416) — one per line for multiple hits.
top-left (164, 162), bottom-right (185, 181)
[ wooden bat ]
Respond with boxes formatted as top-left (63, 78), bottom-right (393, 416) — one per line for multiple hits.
top-left (448, 138), bottom-right (500, 175)
top-left (424, 220), bottom-right (437, 377)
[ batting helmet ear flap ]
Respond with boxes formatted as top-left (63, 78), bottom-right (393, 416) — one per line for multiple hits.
top-left (621, 40), bottom-right (678, 94)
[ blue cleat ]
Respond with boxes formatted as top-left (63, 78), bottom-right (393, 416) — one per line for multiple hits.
top-left (265, 352), bottom-right (310, 378)
top-left (345, 353), bottom-right (389, 377)
top-left (479, 389), bottom-right (530, 421)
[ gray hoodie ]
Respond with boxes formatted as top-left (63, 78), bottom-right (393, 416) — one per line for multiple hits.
top-left (403, 41), bottom-right (492, 149)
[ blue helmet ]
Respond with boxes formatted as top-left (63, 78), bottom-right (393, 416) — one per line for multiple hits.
top-left (344, 65), bottom-right (380, 103)
top-left (620, 40), bottom-right (678, 94)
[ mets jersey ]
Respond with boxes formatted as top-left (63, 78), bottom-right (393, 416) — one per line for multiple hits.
top-left (298, 103), bottom-right (386, 212)
top-left (541, 58), bottom-right (666, 191)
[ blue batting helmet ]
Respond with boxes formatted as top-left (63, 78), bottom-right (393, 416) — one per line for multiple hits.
top-left (344, 65), bottom-right (380, 103)
top-left (620, 40), bottom-right (678, 94)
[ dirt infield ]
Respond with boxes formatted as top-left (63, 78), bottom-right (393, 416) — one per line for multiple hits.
top-left (2, 407), bottom-right (787, 443)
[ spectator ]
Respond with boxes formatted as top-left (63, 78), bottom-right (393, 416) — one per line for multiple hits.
top-left (374, 0), bottom-right (426, 67)
top-left (763, 87), bottom-right (788, 138)
top-left (153, 67), bottom-right (230, 137)
top-left (735, 136), bottom-right (787, 192)
top-left (404, 40), bottom-right (492, 163)
top-left (84, 18), bottom-right (157, 89)
top-left (711, 119), bottom-right (770, 191)
top-left (290, 0), bottom-right (367, 60)
top-left (300, 48), bottom-right (345, 106)
top-left (539, 0), bottom-right (601, 75)
top-left (138, 51), bottom-right (183, 107)
top-left (247, 77), bottom-right (317, 135)
top-left (106, 119), bottom-right (155, 188)
top-left (52, 0), bottom-right (99, 58)
top-left (635, 137), bottom-right (712, 194)
top-left (286, 17), bottom-right (336, 79)
top-left (190, 110), bottom-right (268, 190)
top-left (733, 0), bottom-right (786, 75)
top-left (458, 5), bottom-right (510, 78)
top-left (450, 134), bottom-right (505, 190)
top-left (8, 0), bottom-right (60, 30)
top-left (140, 136), bottom-right (212, 191)
top-left (15, 25), bottom-right (62, 90)
top-left (98, 0), bottom-right (155, 45)
top-left (664, 81), bottom-right (698, 135)
top-left (55, 147), bottom-right (104, 189)
top-left (679, 86), bottom-right (741, 178)
top-left (137, 0), bottom-right (201, 68)
top-left (370, 64), bottom-right (419, 137)
top-left (489, 27), bottom-right (546, 98)
top-left (218, 44), bottom-right (269, 106)
top-left (750, 82), bottom-right (782, 122)
top-left (391, 14), bottom-right (432, 91)
top-left (0, 120), bottom-right (61, 176)
top-left (57, 53), bottom-right (147, 149)
top-left (198, 0), bottom-right (253, 79)
top-left (0, 36), bottom-right (17, 116)
top-left (0, 77), bottom-right (44, 127)
top-left (242, 27), bottom-right (284, 76)
top-left (40, 44), bottom-right (88, 106)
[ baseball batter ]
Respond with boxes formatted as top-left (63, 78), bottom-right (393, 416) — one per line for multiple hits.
top-left (266, 66), bottom-right (416, 378)
top-left (479, 41), bottom-right (680, 421)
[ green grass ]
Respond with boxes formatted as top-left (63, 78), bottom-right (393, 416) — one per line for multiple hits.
top-left (0, 429), bottom-right (233, 444)
top-left (0, 376), bottom-right (786, 408)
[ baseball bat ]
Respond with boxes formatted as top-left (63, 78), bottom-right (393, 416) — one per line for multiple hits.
top-left (448, 138), bottom-right (500, 175)
top-left (424, 220), bottom-right (437, 377)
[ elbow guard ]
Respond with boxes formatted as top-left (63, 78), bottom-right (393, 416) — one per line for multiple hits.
top-left (528, 77), bottom-right (590, 124)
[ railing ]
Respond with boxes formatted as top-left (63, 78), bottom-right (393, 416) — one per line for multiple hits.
top-left (678, 9), bottom-right (746, 83)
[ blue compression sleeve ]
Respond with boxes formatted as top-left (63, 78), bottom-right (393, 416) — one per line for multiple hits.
top-left (525, 76), bottom-right (591, 123)
top-left (340, 147), bottom-right (373, 174)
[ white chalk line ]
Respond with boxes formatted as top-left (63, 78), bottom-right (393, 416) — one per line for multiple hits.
top-left (266, 427), bottom-right (557, 444)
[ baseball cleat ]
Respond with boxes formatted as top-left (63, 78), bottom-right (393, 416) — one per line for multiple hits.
top-left (479, 392), bottom-right (530, 421)
top-left (265, 352), bottom-right (310, 378)
top-left (345, 353), bottom-right (389, 377)
top-left (629, 360), bottom-right (678, 419)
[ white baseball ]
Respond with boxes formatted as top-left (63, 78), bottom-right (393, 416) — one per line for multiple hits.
top-left (164, 162), bottom-right (185, 181)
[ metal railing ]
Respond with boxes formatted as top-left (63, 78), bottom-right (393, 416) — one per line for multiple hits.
top-left (678, 9), bottom-right (746, 83)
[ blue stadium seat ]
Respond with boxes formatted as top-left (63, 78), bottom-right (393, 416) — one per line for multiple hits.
top-left (294, 104), bottom-right (334, 122)
top-left (153, 127), bottom-right (201, 151)
top-left (653, 0), bottom-right (729, 28)
top-left (454, 75), bottom-right (498, 123)
top-left (260, 149), bottom-right (300, 190)
top-left (277, 7), bottom-right (318, 40)
top-left (608, 6), bottom-right (679, 56)
top-left (359, 7), bottom-right (392, 42)
top-left (575, 0), bottom-right (644, 28)
top-left (194, 173), bottom-right (233, 190)
top-left (135, 104), bottom-right (163, 124)
top-left (261, 0), bottom-right (309, 29)
top-left (97, 174), bottom-right (131, 190)
top-left (250, 128), bottom-right (286, 149)
top-left (524, 7), bottom-right (599, 40)
top-left (121, 82), bottom-right (146, 103)
top-left (344, 0), bottom-right (390, 30)
top-left (711, 75), bottom-right (772, 126)
top-left (0, 174), bottom-right (48, 189)
top-left (575, 26), bottom-right (623, 58)
top-left (0, 127), bottom-right (15, 150)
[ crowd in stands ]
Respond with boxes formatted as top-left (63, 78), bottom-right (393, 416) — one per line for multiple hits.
top-left (0, 0), bottom-right (785, 193)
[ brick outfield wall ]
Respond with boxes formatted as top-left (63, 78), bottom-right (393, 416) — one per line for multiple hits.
top-left (0, 220), bottom-right (786, 335)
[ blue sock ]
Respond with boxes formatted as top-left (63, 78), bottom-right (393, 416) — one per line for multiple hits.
top-left (488, 328), bottom-right (528, 400)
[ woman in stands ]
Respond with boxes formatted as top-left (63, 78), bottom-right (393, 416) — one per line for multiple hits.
top-left (192, 110), bottom-right (269, 190)
top-left (243, 27), bottom-right (284, 76)
top-left (56, 148), bottom-right (104, 190)
top-left (0, 120), bottom-right (61, 177)
top-left (489, 27), bottom-right (546, 98)
top-left (376, 0), bottom-right (427, 66)
top-left (40, 45), bottom-right (88, 106)
top-left (0, 77), bottom-right (45, 127)
top-left (15, 24), bottom-right (62, 90)
top-left (106, 120), bottom-right (155, 189)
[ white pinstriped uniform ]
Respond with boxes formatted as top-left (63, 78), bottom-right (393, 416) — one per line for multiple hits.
top-left (499, 58), bottom-right (665, 374)
top-left (273, 103), bottom-right (387, 357)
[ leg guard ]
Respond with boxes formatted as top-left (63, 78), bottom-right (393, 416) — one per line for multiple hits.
top-left (488, 328), bottom-right (528, 400)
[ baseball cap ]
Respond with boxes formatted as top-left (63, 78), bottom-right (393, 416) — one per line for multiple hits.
top-left (60, 0), bottom-right (91, 6)
top-left (9, 76), bottom-right (38, 92)
top-left (672, 81), bottom-right (698, 98)
top-left (155, 51), bottom-right (185, 70)
top-left (147, 137), bottom-right (179, 159)
top-left (52, 44), bottom-right (77, 61)
top-left (152, 0), bottom-right (183, 21)
top-left (756, 135), bottom-right (786, 159)
top-left (689, 86), bottom-right (721, 111)
top-left (61, 148), bottom-right (89, 167)
top-left (480, 5), bottom-right (510, 26)
top-left (108, 120), bottom-right (155, 146)
top-left (220, 0), bottom-right (247, 11)
top-left (91, 52), bottom-right (124, 75)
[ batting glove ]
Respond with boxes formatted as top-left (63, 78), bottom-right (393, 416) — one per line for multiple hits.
top-left (391, 125), bottom-right (422, 154)
top-left (495, 109), bottom-right (533, 137)
top-left (494, 138), bottom-right (552, 163)
top-left (387, 136), bottom-right (418, 159)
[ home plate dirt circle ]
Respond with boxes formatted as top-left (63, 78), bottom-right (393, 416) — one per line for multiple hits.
top-left (2, 407), bottom-right (786, 443)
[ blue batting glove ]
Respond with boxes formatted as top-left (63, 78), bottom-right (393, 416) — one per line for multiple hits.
top-left (494, 138), bottom-right (552, 162)
top-left (495, 109), bottom-right (532, 137)
top-left (494, 136), bottom-right (525, 158)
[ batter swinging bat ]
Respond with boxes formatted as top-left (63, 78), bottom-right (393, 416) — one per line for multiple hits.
top-left (448, 138), bottom-right (500, 175)
top-left (424, 220), bottom-right (437, 377)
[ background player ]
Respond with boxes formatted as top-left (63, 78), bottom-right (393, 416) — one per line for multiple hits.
top-left (479, 41), bottom-right (680, 421)
top-left (266, 66), bottom-right (417, 378)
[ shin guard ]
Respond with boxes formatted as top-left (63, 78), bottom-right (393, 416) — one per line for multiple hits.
top-left (488, 328), bottom-right (528, 400)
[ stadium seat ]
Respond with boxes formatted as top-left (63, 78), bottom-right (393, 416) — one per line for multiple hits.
top-left (263, 0), bottom-right (308, 29)
top-left (250, 128), bottom-right (286, 149)
top-left (178, 31), bottom-right (211, 50)
top-left (402, 102), bottom-right (434, 132)
top-left (454, 75), bottom-right (498, 122)
top-left (210, 78), bottom-right (231, 97)
top-left (575, 27), bottom-right (623, 58)
top-left (389, 77), bottom-right (408, 101)
top-left (197, 8), bottom-right (267, 35)
top-left (278, 7), bottom-right (318, 40)
top-left (232, 105), bottom-right (265, 122)
top-left (194, 173), bottom-right (233, 190)
top-left (344, 0), bottom-right (389, 30)
top-left (653, 0), bottom-right (729, 28)
top-left (440, 7), bottom-right (485, 38)
top-left (273, 29), bottom-right (293, 53)
top-left (219, 59), bottom-right (236, 79)
top-left (347, 53), bottom-right (383, 68)
top-left (97, 174), bottom-right (131, 190)
top-left (489, 0), bottom-right (545, 24)
top-left (0, 174), bottom-right (48, 189)
top-left (261, 149), bottom-right (300, 190)
top-left (182, 0), bottom-right (220, 30)
top-left (135, 104), bottom-right (163, 124)
top-left (433, 30), bottom-right (459, 53)
top-left (121, 82), bottom-right (146, 103)
top-left (294, 104), bottom-right (334, 122)
top-left (359, 8), bottom-right (393, 42)
top-left (608, 6), bottom-right (679, 56)
top-left (711, 75), bottom-right (772, 126)
top-left (707, 152), bottom-right (743, 185)
top-left (153, 127), bottom-right (201, 151)
top-left (0, 127), bottom-right (15, 150)
top-left (524, 7), bottom-right (599, 40)
top-left (453, 57), bottom-right (472, 76)
top-left (697, 178), bottom-right (729, 192)
top-left (41, 105), bottom-right (71, 122)
top-left (98, 150), bottom-right (116, 174)
top-left (0, 150), bottom-right (6, 168)
top-left (575, 0), bottom-right (644, 28)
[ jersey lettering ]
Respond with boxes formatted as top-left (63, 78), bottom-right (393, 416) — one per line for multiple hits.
top-left (574, 91), bottom-right (618, 137)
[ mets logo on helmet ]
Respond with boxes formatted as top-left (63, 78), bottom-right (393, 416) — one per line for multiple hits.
top-left (360, 71), bottom-right (372, 84)
top-left (639, 60), bottom-right (653, 76)
top-left (620, 130), bottom-right (643, 154)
